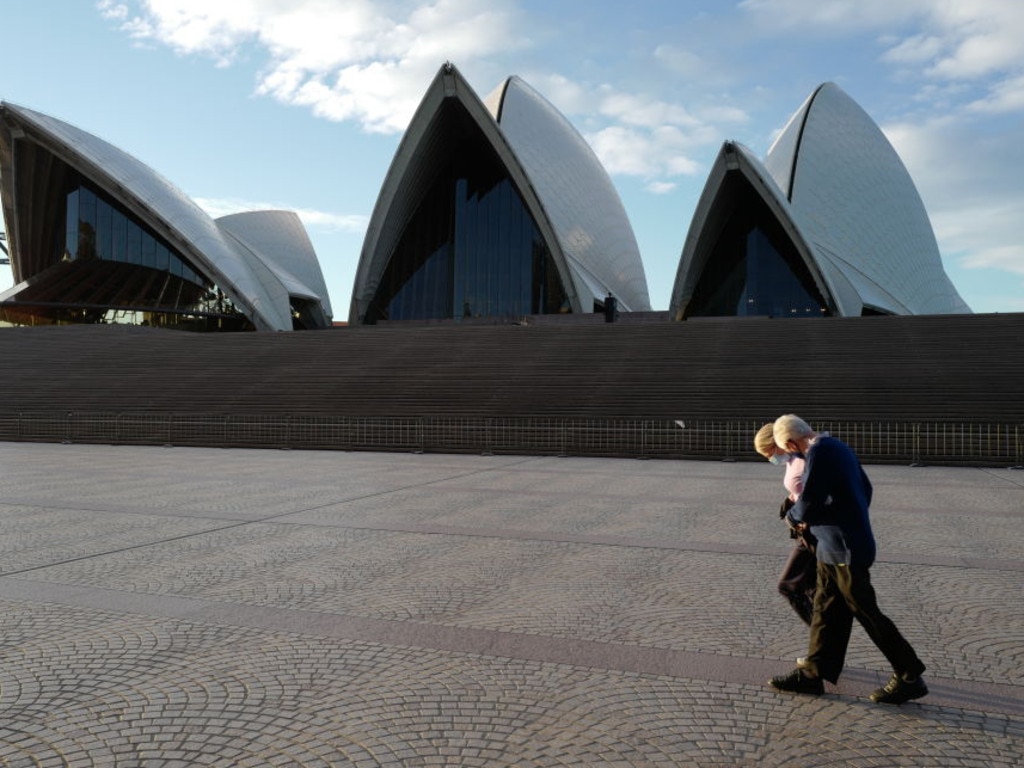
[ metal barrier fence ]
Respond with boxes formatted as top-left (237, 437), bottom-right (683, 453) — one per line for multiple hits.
top-left (0, 411), bottom-right (1020, 467)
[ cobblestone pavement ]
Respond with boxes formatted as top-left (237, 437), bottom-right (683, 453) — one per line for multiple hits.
top-left (0, 442), bottom-right (1021, 767)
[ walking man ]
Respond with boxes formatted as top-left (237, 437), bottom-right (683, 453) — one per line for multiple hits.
top-left (767, 414), bottom-right (928, 705)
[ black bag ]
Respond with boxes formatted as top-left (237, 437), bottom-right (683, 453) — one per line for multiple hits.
top-left (779, 496), bottom-right (794, 519)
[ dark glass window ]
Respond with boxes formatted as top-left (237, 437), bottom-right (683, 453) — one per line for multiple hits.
top-left (64, 189), bottom-right (79, 260)
top-left (4, 152), bottom-right (254, 331)
top-left (141, 233), bottom-right (157, 269)
top-left (685, 184), bottom-right (828, 318)
top-left (365, 108), bottom-right (568, 324)
top-left (111, 213), bottom-right (126, 262)
top-left (77, 187), bottom-right (97, 260)
top-left (40, 175), bottom-right (253, 330)
top-left (96, 197), bottom-right (112, 260)
top-left (155, 242), bottom-right (170, 273)
top-left (125, 220), bottom-right (142, 265)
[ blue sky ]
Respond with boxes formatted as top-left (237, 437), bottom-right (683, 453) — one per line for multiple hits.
top-left (3, 0), bottom-right (1022, 317)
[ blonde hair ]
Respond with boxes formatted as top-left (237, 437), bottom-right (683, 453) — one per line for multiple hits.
top-left (773, 414), bottom-right (815, 449)
top-left (753, 423), bottom-right (776, 457)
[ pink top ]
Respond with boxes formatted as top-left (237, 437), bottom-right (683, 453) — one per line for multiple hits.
top-left (784, 455), bottom-right (806, 501)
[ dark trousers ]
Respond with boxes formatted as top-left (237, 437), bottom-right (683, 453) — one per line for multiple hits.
top-left (805, 562), bottom-right (925, 684)
top-left (778, 539), bottom-right (817, 625)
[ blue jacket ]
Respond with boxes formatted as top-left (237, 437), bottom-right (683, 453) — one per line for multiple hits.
top-left (786, 435), bottom-right (876, 567)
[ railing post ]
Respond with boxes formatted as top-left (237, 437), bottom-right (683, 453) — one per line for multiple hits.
top-left (482, 418), bottom-right (493, 456)
top-left (638, 420), bottom-right (649, 460)
top-left (910, 422), bottom-right (923, 467)
top-left (1014, 424), bottom-right (1023, 470)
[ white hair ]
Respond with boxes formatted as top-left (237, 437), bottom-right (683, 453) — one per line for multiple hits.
top-left (773, 414), bottom-right (815, 448)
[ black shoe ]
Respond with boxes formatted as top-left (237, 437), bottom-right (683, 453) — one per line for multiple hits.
top-left (769, 669), bottom-right (823, 695)
top-left (870, 674), bottom-right (928, 704)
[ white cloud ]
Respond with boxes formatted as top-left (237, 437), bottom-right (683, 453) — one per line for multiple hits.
top-left (102, 1), bottom-right (744, 184)
top-left (646, 181), bottom-right (677, 195)
top-left (881, 34), bottom-right (944, 66)
top-left (882, 119), bottom-right (1024, 280)
top-left (967, 73), bottom-right (1024, 115)
top-left (104, 0), bottom-right (531, 134)
top-left (737, 0), bottom-right (926, 31)
top-left (571, 85), bottom-right (731, 188)
top-left (742, 0), bottom-right (1024, 119)
top-left (97, 1), bottom-right (128, 22)
top-left (294, 208), bottom-right (370, 234)
top-left (652, 45), bottom-right (707, 78)
top-left (920, 2), bottom-right (1024, 80)
top-left (519, 72), bottom-right (590, 116)
top-left (103, 0), bottom-right (262, 65)
top-left (194, 196), bottom-right (368, 234)
top-left (585, 126), bottom-right (658, 177)
top-left (597, 88), bottom-right (702, 130)
top-left (585, 124), bottom-right (702, 180)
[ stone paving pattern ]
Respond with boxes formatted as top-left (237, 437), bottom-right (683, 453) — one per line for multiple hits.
top-left (0, 442), bottom-right (1021, 766)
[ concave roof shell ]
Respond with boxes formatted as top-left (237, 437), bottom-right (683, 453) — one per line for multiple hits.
top-left (216, 209), bottom-right (333, 319)
top-left (669, 141), bottom-right (839, 318)
top-left (350, 63), bottom-right (649, 323)
top-left (0, 102), bottom-right (330, 330)
top-left (763, 83), bottom-right (970, 316)
top-left (483, 76), bottom-right (650, 312)
top-left (671, 83), bottom-right (970, 319)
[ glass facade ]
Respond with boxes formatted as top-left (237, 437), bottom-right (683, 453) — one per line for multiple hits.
top-left (364, 119), bottom-right (568, 324)
top-left (1, 171), bottom-right (254, 331)
top-left (685, 186), bottom-right (828, 318)
top-left (65, 185), bottom-right (199, 281)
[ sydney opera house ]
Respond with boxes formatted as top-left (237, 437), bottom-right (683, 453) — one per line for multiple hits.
top-left (354, 70), bottom-right (970, 325)
top-left (0, 102), bottom-right (332, 331)
top-left (1, 68), bottom-right (970, 332)
top-left (350, 62), bottom-right (650, 325)
top-left (670, 82), bottom-right (970, 320)
top-left (0, 66), bottom-right (1019, 468)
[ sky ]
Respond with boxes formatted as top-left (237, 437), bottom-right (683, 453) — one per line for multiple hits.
top-left (2, 0), bottom-right (1022, 317)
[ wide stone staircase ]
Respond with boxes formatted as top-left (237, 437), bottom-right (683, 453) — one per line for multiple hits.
top-left (0, 312), bottom-right (1021, 465)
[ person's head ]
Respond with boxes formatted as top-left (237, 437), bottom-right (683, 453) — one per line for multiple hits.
top-left (773, 414), bottom-right (816, 455)
top-left (755, 422), bottom-right (788, 464)
top-left (754, 423), bottom-right (776, 458)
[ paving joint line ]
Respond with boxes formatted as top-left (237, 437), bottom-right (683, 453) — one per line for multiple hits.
top-left (0, 579), bottom-right (1019, 719)
top-left (0, 455), bottom-right (545, 579)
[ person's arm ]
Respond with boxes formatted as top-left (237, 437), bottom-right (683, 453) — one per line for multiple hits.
top-left (786, 442), bottom-right (834, 527)
top-left (784, 456), bottom-right (805, 501)
top-left (861, 466), bottom-right (873, 507)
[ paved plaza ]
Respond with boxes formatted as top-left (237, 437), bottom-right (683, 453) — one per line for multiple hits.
top-left (0, 441), bottom-right (1021, 767)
